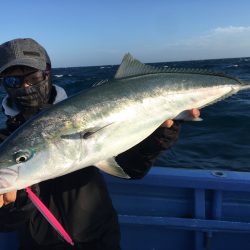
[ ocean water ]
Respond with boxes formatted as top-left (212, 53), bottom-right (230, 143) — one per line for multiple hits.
top-left (1, 57), bottom-right (250, 172)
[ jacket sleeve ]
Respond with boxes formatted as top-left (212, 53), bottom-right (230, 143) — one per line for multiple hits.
top-left (116, 121), bottom-right (182, 179)
top-left (0, 187), bottom-right (40, 232)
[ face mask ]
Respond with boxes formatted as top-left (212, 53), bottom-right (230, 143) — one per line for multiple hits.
top-left (5, 77), bottom-right (52, 116)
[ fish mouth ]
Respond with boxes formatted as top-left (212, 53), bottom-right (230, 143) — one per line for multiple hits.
top-left (0, 167), bottom-right (18, 193)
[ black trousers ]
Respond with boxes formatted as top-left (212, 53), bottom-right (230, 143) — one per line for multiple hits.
top-left (19, 215), bottom-right (121, 250)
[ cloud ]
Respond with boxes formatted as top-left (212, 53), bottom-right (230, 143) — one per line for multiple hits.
top-left (179, 26), bottom-right (250, 60)
top-left (213, 26), bottom-right (250, 34)
top-left (201, 26), bottom-right (250, 47)
top-left (144, 26), bottom-right (250, 62)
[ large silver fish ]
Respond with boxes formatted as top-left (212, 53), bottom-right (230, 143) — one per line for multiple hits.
top-left (0, 54), bottom-right (249, 193)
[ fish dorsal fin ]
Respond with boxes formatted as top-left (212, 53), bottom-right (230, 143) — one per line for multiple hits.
top-left (114, 53), bottom-right (161, 79)
top-left (114, 53), bottom-right (242, 83)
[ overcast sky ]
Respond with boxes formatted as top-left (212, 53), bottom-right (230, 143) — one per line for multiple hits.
top-left (1, 0), bottom-right (250, 67)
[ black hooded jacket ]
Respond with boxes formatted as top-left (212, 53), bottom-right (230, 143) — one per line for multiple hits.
top-left (0, 87), bottom-right (181, 250)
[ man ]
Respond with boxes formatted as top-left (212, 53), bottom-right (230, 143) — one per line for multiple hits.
top-left (0, 38), bottom-right (200, 250)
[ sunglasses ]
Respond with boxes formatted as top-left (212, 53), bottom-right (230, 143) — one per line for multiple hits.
top-left (2, 70), bottom-right (48, 88)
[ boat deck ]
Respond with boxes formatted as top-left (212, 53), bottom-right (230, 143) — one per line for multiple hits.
top-left (106, 167), bottom-right (250, 250)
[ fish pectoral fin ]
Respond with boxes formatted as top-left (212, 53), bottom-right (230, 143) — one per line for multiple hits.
top-left (95, 158), bottom-right (131, 179)
top-left (174, 110), bottom-right (203, 121)
top-left (81, 122), bottom-right (115, 139)
top-left (61, 123), bottom-right (115, 140)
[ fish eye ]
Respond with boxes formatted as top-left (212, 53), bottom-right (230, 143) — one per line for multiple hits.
top-left (14, 150), bottom-right (33, 164)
